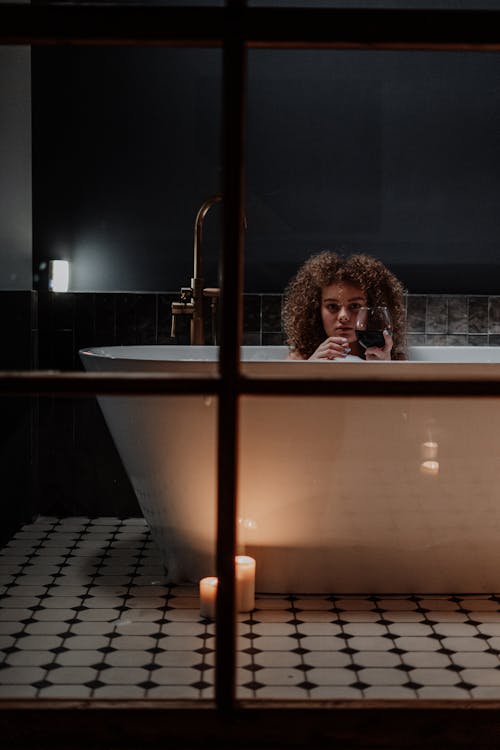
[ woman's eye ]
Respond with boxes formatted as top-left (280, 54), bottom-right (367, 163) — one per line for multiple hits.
top-left (326, 304), bottom-right (339, 312)
top-left (350, 303), bottom-right (362, 310)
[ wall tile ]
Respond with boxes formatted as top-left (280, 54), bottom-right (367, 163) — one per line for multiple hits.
top-left (94, 294), bottom-right (116, 346)
top-left (425, 333), bottom-right (448, 346)
top-left (242, 332), bottom-right (261, 346)
top-left (202, 295), bottom-right (219, 346)
top-left (116, 294), bottom-right (137, 346)
top-left (406, 296), bottom-right (426, 333)
top-left (468, 334), bottom-right (489, 346)
top-left (262, 332), bottom-right (285, 346)
top-left (52, 293), bottom-right (75, 331)
top-left (488, 297), bottom-right (500, 334)
top-left (468, 296), bottom-right (488, 334)
top-left (262, 295), bottom-right (282, 333)
top-left (244, 295), bottom-right (261, 332)
top-left (157, 294), bottom-right (174, 344)
top-left (0, 291), bottom-right (34, 369)
top-left (447, 296), bottom-right (468, 334)
top-left (426, 297), bottom-right (447, 334)
top-left (53, 329), bottom-right (76, 370)
top-left (446, 334), bottom-right (468, 346)
top-left (74, 294), bottom-right (96, 365)
top-left (158, 293), bottom-right (185, 345)
top-left (136, 295), bottom-right (157, 345)
top-left (407, 333), bottom-right (426, 346)
top-left (489, 334), bottom-right (500, 347)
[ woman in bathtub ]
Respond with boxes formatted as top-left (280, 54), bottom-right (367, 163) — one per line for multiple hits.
top-left (282, 251), bottom-right (407, 361)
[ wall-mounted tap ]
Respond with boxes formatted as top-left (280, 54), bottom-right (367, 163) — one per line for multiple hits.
top-left (171, 194), bottom-right (222, 345)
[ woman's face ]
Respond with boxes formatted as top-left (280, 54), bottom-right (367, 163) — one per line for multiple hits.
top-left (320, 281), bottom-right (367, 344)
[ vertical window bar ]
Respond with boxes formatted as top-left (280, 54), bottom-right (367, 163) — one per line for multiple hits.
top-left (215, 0), bottom-right (247, 711)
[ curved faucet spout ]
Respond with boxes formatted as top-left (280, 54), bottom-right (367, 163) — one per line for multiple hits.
top-left (193, 194), bottom-right (222, 280)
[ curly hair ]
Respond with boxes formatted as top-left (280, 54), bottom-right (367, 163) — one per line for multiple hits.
top-left (282, 251), bottom-right (407, 360)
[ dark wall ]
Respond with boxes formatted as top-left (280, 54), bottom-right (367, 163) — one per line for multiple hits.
top-left (32, 47), bottom-right (223, 294)
top-left (33, 46), bottom-right (500, 295)
top-left (0, 47), bottom-right (31, 291)
top-left (0, 292), bottom-right (37, 546)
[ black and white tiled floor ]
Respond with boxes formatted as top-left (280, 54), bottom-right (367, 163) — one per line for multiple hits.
top-left (3, 517), bottom-right (500, 700)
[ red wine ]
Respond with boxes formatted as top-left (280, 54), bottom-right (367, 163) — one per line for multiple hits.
top-left (356, 329), bottom-right (385, 349)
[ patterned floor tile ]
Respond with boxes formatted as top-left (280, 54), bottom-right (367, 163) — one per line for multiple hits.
top-left (2, 517), bottom-right (500, 701)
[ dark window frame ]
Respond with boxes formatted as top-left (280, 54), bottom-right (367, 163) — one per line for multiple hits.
top-left (2, 2), bottom-right (500, 746)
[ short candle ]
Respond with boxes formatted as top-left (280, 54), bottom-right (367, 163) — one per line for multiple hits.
top-left (199, 576), bottom-right (218, 619)
top-left (235, 555), bottom-right (256, 613)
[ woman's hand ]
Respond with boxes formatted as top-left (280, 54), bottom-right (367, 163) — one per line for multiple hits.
top-left (308, 337), bottom-right (352, 360)
top-left (364, 329), bottom-right (393, 361)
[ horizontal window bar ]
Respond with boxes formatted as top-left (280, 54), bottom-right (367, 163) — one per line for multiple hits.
top-left (2, 371), bottom-right (500, 397)
top-left (0, 372), bottom-right (220, 396)
top-left (241, 376), bottom-right (500, 397)
top-left (2, 6), bottom-right (500, 49)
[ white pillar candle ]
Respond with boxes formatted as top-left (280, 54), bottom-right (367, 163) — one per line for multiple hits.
top-left (235, 555), bottom-right (256, 613)
top-left (199, 576), bottom-right (218, 619)
top-left (199, 556), bottom-right (256, 618)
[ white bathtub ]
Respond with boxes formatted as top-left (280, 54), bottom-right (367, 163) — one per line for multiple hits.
top-left (80, 345), bottom-right (500, 593)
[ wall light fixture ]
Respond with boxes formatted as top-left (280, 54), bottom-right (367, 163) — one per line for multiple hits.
top-left (49, 260), bottom-right (70, 292)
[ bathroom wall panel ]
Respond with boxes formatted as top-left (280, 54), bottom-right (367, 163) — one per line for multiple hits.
top-left (74, 292), bottom-right (96, 362)
top-left (0, 291), bottom-right (37, 545)
top-left (134, 294), bottom-right (157, 345)
top-left (157, 292), bottom-right (180, 344)
top-left (37, 396), bottom-right (139, 518)
top-left (0, 291), bottom-right (36, 370)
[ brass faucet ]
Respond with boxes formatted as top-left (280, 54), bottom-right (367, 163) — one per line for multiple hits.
top-left (171, 195), bottom-right (222, 345)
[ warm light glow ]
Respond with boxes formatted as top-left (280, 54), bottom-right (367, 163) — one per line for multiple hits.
top-left (199, 556), bottom-right (256, 618)
top-left (420, 460), bottom-right (439, 476)
top-left (421, 441), bottom-right (438, 460)
top-left (49, 260), bottom-right (70, 292)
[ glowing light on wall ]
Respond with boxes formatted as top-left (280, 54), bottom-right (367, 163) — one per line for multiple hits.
top-left (49, 260), bottom-right (70, 292)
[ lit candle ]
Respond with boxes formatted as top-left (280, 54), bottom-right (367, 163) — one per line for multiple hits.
top-left (199, 576), bottom-right (218, 619)
top-left (199, 556), bottom-right (256, 618)
top-left (235, 555), bottom-right (256, 613)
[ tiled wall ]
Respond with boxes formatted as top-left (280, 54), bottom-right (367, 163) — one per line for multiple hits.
top-left (36, 291), bottom-right (287, 370)
top-left (36, 291), bottom-right (500, 367)
top-left (406, 295), bottom-right (500, 347)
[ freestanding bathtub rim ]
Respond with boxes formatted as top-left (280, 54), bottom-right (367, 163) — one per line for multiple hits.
top-left (80, 344), bottom-right (500, 364)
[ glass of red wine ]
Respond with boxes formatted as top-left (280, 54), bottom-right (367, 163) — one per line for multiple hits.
top-left (355, 306), bottom-right (392, 350)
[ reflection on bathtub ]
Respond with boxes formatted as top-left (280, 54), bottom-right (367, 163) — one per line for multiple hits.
top-left (420, 459), bottom-right (440, 476)
top-left (421, 441), bottom-right (439, 461)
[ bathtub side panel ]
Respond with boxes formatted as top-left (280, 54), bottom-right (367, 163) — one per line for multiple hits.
top-left (239, 395), bottom-right (500, 593)
top-left (97, 394), bottom-right (217, 583)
